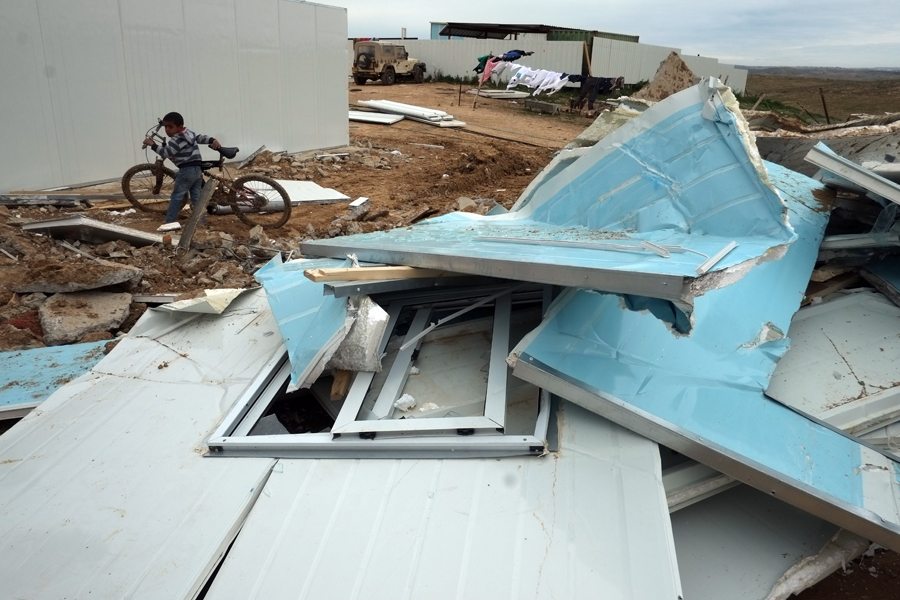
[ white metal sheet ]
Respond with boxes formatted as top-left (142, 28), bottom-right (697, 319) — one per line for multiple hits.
top-left (0, 290), bottom-right (281, 599)
top-left (766, 291), bottom-right (900, 417)
top-left (673, 486), bottom-right (838, 600)
top-left (348, 110), bottom-right (405, 124)
top-left (206, 401), bottom-right (683, 600)
top-left (274, 179), bottom-right (350, 203)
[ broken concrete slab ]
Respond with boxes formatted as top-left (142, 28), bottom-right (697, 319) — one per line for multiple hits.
top-left (39, 291), bottom-right (132, 345)
top-left (0, 195), bottom-right (82, 207)
top-left (0, 323), bottom-right (43, 351)
top-left (5, 257), bottom-right (142, 294)
top-left (21, 214), bottom-right (166, 246)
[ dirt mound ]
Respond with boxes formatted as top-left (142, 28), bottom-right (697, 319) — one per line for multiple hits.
top-left (634, 52), bottom-right (698, 102)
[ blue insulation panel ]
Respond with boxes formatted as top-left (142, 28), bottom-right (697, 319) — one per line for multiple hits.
top-left (512, 162), bottom-right (900, 548)
top-left (303, 81), bottom-right (795, 291)
top-left (0, 340), bottom-right (110, 415)
top-left (254, 256), bottom-right (349, 388)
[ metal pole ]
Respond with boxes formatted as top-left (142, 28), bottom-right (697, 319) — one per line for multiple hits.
top-left (818, 88), bottom-right (831, 124)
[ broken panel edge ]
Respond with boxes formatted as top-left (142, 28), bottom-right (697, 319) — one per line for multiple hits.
top-left (513, 355), bottom-right (900, 552)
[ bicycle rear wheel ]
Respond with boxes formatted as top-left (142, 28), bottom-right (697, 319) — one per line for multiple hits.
top-left (121, 163), bottom-right (176, 213)
top-left (229, 175), bottom-right (292, 229)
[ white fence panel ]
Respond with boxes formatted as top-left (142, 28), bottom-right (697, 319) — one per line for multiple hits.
top-left (0, 0), bottom-right (348, 192)
top-left (594, 39), bottom-right (681, 84)
top-left (714, 65), bottom-right (749, 93)
top-left (1, 3), bottom-right (69, 188)
top-left (588, 38), bottom-right (747, 91)
top-left (682, 55), bottom-right (721, 79)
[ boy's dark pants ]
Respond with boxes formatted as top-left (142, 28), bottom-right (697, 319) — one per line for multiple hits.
top-left (165, 166), bottom-right (203, 223)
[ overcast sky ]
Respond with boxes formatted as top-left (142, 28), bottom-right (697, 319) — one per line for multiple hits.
top-left (329, 0), bottom-right (899, 69)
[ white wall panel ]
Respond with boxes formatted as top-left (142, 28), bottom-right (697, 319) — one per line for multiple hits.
top-left (682, 55), bottom-right (721, 79)
top-left (0, 2), bottom-right (62, 187)
top-left (591, 38), bottom-right (680, 84)
top-left (310, 5), bottom-right (350, 150)
top-left (0, 0), bottom-right (348, 191)
top-left (637, 43), bottom-right (681, 83)
top-left (32, 0), bottom-right (134, 186)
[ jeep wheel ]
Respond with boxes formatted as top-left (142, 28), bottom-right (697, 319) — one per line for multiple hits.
top-left (381, 67), bottom-right (395, 85)
top-left (353, 75), bottom-right (368, 85)
top-left (412, 65), bottom-right (425, 83)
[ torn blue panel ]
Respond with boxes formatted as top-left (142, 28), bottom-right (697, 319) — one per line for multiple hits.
top-left (254, 256), bottom-right (351, 389)
top-left (302, 80), bottom-right (795, 304)
top-left (512, 162), bottom-right (900, 551)
top-left (0, 340), bottom-right (109, 418)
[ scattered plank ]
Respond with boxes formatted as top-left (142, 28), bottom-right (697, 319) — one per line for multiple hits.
top-left (524, 99), bottom-right (560, 115)
top-left (802, 272), bottom-right (862, 305)
top-left (238, 145), bottom-right (267, 170)
top-left (304, 266), bottom-right (458, 282)
top-left (1, 195), bottom-right (82, 207)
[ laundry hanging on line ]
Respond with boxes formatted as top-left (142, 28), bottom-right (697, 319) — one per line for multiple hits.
top-left (498, 63), bottom-right (570, 96)
top-left (472, 49), bottom-right (533, 74)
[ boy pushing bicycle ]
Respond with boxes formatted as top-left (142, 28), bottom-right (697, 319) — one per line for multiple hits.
top-left (142, 111), bottom-right (223, 232)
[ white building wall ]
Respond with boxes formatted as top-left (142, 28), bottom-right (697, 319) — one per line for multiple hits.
top-left (0, 0), bottom-right (348, 191)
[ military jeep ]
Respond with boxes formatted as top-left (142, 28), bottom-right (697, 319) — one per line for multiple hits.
top-left (352, 41), bottom-right (426, 86)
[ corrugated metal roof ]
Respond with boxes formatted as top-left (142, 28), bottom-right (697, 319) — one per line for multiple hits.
top-left (206, 401), bottom-right (682, 600)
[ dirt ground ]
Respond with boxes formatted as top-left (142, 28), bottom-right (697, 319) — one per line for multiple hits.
top-left (745, 71), bottom-right (900, 123)
top-left (2, 78), bottom-right (899, 598)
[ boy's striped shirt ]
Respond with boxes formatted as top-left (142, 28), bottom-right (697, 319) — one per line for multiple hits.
top-left (153, 128), bottom-right (214, 167)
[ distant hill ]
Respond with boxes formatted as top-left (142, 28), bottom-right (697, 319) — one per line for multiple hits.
top-left (741, 66), bottom-right (900, 80)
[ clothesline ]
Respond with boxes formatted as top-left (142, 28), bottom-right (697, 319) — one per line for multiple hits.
top-left (484, 61), bottom-right (570, 96)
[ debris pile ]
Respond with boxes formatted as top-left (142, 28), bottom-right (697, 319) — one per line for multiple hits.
top-left (2, 78), bottom-right (899, 599)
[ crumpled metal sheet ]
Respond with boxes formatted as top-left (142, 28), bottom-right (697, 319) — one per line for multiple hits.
top-left (303, 79), bottom-right (795, 304)
top-left (510, 159), bottom-right (900, 552)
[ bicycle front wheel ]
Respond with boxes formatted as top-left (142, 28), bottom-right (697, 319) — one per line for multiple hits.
top-left (229, 175), bottom-right (292, 229)
top-left (121, 163), bottom-right (176, 213)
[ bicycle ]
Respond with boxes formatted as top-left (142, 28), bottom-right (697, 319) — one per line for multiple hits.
top-left (121, 120), bottom-right (292, 229)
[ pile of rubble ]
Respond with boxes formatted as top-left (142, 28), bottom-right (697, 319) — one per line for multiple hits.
top-left (2, 76), bottom-right (900, 599)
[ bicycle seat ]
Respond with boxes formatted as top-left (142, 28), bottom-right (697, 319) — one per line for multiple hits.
top-left (218, 146), bottom-right (239, 160)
